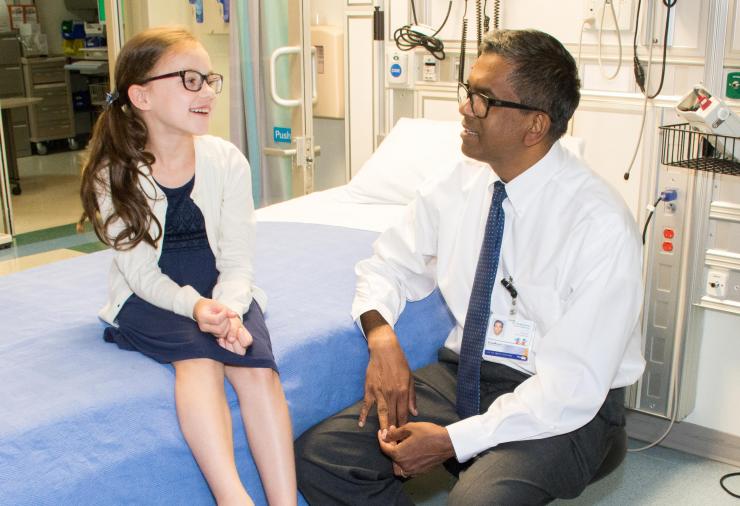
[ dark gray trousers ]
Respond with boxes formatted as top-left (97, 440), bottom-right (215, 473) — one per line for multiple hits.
top-left (296, 348), bottom-right (626, 506)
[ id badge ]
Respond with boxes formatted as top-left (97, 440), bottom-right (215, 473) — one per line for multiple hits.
top-left (482, 314), bottom-right (536, 362)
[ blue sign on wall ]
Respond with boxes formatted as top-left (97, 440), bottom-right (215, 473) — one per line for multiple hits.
top-left (273, 126), bottom-right (292, 144)
top-left (390, 63), bottom-right (402, 78)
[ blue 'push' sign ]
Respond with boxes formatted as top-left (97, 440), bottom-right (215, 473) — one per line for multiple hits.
top-left (273, 127), bottom-right (292, 144)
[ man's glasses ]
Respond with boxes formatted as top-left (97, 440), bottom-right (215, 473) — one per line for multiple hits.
top-left (140, 69), bottom-right (224, 94)
top-left (457, 81), bottom-right (543, 119)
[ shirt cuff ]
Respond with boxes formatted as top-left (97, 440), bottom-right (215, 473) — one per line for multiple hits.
top-left (351, 304), bottom-right (396, 340)
top-left (446, 415), bottom-right (493, 463)
top-left (174, 285), bottom-right (202, 320)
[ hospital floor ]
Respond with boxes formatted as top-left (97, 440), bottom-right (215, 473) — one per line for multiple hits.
top-left (0, 150), bottom-right (106, 276)
top-left (405, 443), bottom-right (740, 505)
top-left (2, 153), bottom-right (739, 505)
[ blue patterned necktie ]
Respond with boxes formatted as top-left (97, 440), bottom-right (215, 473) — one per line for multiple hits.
top-left (456, 180), bottom-right (507, 419)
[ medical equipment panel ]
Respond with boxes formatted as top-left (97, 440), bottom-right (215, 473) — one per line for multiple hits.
top-left (630, 122), bottom-right (740, 420)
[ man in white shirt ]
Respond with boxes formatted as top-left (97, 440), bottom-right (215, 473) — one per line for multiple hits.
top-left (296, 29), bottom-right (645, 505)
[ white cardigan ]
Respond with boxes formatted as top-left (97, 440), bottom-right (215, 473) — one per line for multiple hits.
top-left (97, 135), bottom-right (266, 326)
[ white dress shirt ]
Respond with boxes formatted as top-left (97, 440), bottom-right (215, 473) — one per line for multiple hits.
top-left (352, 141), bottom-right (645, 463)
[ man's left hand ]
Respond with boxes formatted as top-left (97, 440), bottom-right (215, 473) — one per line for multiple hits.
top-left (377, 422), bottom-right (455, 478)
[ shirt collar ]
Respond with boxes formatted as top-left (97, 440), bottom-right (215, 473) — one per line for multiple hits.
top-left (487, 141), bottom-right (565, 216)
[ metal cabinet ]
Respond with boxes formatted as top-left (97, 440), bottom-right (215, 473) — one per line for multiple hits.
top-left (0, 32), bottom-right (31, 157)
top-left (21, 56), bottom-right (75, 152)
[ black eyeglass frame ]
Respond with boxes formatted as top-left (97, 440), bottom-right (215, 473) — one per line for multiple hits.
top-left (139, 69), bottom-right (224, 94)
top-left (457, 81), bottom-right (544, 118)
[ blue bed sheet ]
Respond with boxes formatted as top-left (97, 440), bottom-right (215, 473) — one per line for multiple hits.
top-left (0, 222), bottom-right (454, 505)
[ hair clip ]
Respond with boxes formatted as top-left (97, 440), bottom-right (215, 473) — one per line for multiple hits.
top-left (104, 90), bottom-right (120, 108)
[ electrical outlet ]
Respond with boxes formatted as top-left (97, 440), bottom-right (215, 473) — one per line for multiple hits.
top-left (422, 55), bottom-right (439, 82)
top-left (706, 270), bottom-right (729, 298)
top-left (584, 0), bottom-right (598, 21)
top-left (584, 0), bottom-right (634, 31)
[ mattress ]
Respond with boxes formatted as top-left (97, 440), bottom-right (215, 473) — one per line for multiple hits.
top-left (0, 220), bottom-right (453, 505)
top-left (255, 186), bottom-right (407, 232)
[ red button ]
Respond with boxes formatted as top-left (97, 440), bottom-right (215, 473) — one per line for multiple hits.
top-left (663, 228), bottom-right (675, 239)
top-left (662, 242), bottom-right (673, 252)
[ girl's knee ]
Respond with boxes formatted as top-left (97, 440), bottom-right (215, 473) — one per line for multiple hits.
top-left (228, 366), bottom-right (278, 387)
top-left (173, 357), bottom-right (224, 376)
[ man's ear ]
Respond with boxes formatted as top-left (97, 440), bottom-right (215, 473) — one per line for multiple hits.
top-left (127, 84), bottom-right (151, 111)
top-left (523, 112), bottom-right (551, 147)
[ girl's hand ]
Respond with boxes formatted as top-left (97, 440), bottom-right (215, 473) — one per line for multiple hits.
top-left (193, 298), bottom-right (238, 339)
top-left (216, 318), bottom-right (253, 356)
top-left (230, 317), bottom-right (253, 349)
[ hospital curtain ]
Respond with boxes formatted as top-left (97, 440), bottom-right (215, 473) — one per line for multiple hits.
top-left (232, 0), bottom-right (293, 208)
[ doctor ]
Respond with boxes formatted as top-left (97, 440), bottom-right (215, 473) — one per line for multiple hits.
top-left (296, 29), bottom-right (645, 505)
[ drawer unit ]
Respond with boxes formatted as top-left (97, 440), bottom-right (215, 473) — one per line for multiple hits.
top-left (28, 64), bottom-right (67, 86)
top-left (0, 67), bottom-right (24, 95)
top-left (11, 123), bottom-right (31, 157)
top-left (0, 32), bottom-right (31, 157)
top-left (0, 35), bottom-right (21, 65)
top-left (21, 56), bottom-right (75, 144)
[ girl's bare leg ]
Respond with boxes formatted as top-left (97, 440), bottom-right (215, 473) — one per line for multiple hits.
top-left (226, 366), bottom-right (297, 506)
top-left (174, 358), bottom-right (254, 506)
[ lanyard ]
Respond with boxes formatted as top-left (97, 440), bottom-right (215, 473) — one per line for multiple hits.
top-left (501, 276), bottom-right (518, 315)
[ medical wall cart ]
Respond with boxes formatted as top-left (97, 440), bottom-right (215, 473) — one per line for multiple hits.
top-left (20, 56), bottom-right (76, 155)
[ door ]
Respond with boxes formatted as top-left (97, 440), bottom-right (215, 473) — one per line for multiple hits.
top-left (0, 110), bottom-right (14, 245)
top-left (261, 0), bottom-right (318, 204)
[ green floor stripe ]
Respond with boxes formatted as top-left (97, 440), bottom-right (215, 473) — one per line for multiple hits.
top-left (68, 241), bottom-right (109, 254)
top-left (13, 222), bottom-right (91, 246)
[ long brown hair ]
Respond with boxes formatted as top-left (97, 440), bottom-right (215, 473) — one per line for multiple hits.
top-left (79, 26), bottom-right (197, 250)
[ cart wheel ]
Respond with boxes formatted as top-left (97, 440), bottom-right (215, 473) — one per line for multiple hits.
top-left (35, 142), bottom-right (48, 155)
top-left (68, 137), bottom-right (79, 151)
top-left (11, 185), bottom-right (21, 196)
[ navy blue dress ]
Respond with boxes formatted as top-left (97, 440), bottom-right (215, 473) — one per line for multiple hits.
top-left (104, 176), bottom-right (276, 370)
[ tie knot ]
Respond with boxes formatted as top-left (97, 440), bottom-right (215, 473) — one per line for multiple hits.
top-left (493, 180), bottom-right (507, 201)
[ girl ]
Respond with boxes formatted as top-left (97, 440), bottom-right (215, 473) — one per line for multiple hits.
top-left (79, 27), bottom-right (296, 506)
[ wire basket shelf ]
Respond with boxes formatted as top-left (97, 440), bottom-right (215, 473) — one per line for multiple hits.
top-left (659, 123), bottom-right (740, 177)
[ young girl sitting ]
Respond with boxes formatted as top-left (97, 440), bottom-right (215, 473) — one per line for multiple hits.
top-left (79, 26), bottom-right (296, 506)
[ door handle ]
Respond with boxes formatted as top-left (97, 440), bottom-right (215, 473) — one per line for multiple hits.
top-left (269, 46), bottom-right (318, 107)
top-left (263, 145), bottom-right (321, 158)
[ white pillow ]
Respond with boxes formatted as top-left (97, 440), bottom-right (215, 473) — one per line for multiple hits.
top-left (345, 118), bottom-right (464, 204)
top-left (345, 117), bottom-right (585, 205)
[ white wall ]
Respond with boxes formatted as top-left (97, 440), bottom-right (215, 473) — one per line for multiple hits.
top-left (311, 0), bottom-right (344, 27)
top-left (684, 311), bottom-right (740, 435)
top-left (342, 0), bottom-right (739, 439)
top-left (122, 0), bottom-right (231, 140)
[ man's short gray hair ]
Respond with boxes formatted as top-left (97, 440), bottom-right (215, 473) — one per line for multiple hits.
top-left (479, 29), bottom-right (581, 142)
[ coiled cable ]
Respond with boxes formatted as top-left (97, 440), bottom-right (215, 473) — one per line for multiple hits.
top-left (634, 0), bottom-right (678, 98)
top-left (597, 0), bottom-right (623, 80)
top-left (476, 0), bottom-right (483, 55)
top-left (393, 0), bottom-right (453, 60)
top-left (483, 0), bottom-right (490, 33)
top-left (459, 18), bottom-right (468, 82)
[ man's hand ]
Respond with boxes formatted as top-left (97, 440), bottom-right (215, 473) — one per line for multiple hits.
top-left (377, 422), bottom-right (455, 478)
top-left (358, 311), bottom-right (418, 430)
top-left (193, 298), bottom-right (238, 340)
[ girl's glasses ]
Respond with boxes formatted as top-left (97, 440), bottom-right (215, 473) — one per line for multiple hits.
top-left (140, 69), bottom-right (224, 94)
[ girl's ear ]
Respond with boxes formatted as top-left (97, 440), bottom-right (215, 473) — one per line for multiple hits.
top-left (128, 84), bottom-right (151, 111)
